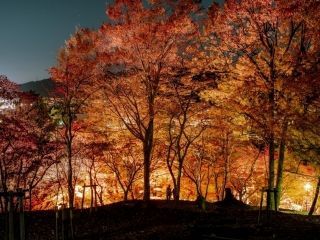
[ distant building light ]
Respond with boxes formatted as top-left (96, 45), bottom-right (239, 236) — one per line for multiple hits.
top-left (0, 98), bottom-right (15, 110)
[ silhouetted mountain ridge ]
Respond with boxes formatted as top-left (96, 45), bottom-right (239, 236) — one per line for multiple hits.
top-left (19, 78), bottom-right (55, 97)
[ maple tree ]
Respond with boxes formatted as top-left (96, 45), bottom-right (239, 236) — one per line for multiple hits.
top-left (103, 138), bottom-right (143, 201)
top-left (209, 0), bottom-right (320, 209)
top-left (183, 136), bottom-right (215, 200)
top-left (94, 0), bottom-right (202, 201)
top-left (290, 87), bottom-right (320, 215)
top-left (80, 139), bottom-right (106, 209)
top-left (0, 78), bottom-right (57, 211)
top-left (160, 78), bottom-right (210, 200)
top-left (0, 0), bottom-right (319, 214)
top-left (22, 97), bottom-right (57, 210)
top-left (49, 29), bottom-right (101, 240)
top-left (0, 75), bottom-right (19, 101)
top-left (50, 28), bottom-right (99, 209)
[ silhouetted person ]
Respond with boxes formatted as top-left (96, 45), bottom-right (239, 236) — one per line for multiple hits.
top-left (166, 185), bottom-right (172, 201)
top-left (224, 188), bottom-right (236, 202)
top-left (196, 194), bottom-right (206, 210)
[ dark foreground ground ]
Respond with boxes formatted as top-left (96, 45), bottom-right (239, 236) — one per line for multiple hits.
top-left (1, 200), bottom-right (320, 240)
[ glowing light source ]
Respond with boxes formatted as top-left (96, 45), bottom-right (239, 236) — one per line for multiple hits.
top-left (75, 185), bottom-right (83, 198)
top-left (304, 183), bottom-right (312, 192)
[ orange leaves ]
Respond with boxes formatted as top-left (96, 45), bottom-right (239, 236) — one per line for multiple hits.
top-left (106, 0), bottom-right (144, 23)
top-left (42, 0), bottom-right (320, 206)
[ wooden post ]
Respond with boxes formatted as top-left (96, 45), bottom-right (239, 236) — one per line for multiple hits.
top-left (1, 190), bottom-right (27, 240)
top-left (0, 192), bottom-right (9, 240)
top-left (55, 206), bottom-right (59, 240)
top-left (61, 204), bottom-right (66, 240)
top-left (0, 195), bottom-right (4, 213)
top-left (17, 189), bottom-right (25, 240)
top-left (8, 192), bottom-right (14, 240)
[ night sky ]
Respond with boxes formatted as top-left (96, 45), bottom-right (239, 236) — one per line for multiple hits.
top-left (0, 0), bottom-right (217, 84)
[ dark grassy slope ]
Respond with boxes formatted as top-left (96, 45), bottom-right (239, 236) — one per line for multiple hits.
top-left (1, 200), bottom-right (320, 240)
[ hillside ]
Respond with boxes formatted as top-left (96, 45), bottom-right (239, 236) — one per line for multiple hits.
top-left (19, 78), bottom-right (55, 96)
top-left (1, 200), bottom-right (320, 240)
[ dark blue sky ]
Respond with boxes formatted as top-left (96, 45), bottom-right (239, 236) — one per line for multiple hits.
top-left (0, 0), bottom-right (216, 84)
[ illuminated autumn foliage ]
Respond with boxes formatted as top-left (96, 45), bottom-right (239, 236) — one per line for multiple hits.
top-left (1, 0), bottom-right (320, 216)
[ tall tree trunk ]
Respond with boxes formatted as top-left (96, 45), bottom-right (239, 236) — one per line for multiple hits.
top-left (143, 120), bottom-right (153, 201)
top-left (275, 120), bottom-right (288, 210)
top-left (308, 177), bottom-right (320, 216)
top-left (213, 175), bottom-right (221, 201)
top-left (168, 167), bottom-right (177, 199)
top-left (65, 100), bottom-right (75, 210)
top-left (265, 36), bottom-right (277, 211)
top-left (130, 190), bottom-right (135, 200)
top-left (98, 189), bottom-right (104, 205)
top-left (267, 71), bottom-right (276, 210)
top-left (204, 166), bottom-right (211, 200)
top-left (89, 170), bottom-right (93, 210)
top-left (267, 135), bottom-right (275, 211)
top-left (67, 147), bottom-right (74, 240)
top-left (196, 182), bottom-right (201, 198)
top-left (275, 141), bottom-right (285, 210)
top-left (221, 171), bottom-right (227, 200)
top-left (124, 190), bottom-right (129, 201)
top-left (66, 110), bottom-right (74, 240)
top-left (175, 165), bottom-right (182, 200)
top-left (67, 140), bottom-right (74, 209)
top-left (221, 136), bottom-right (230, 200)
